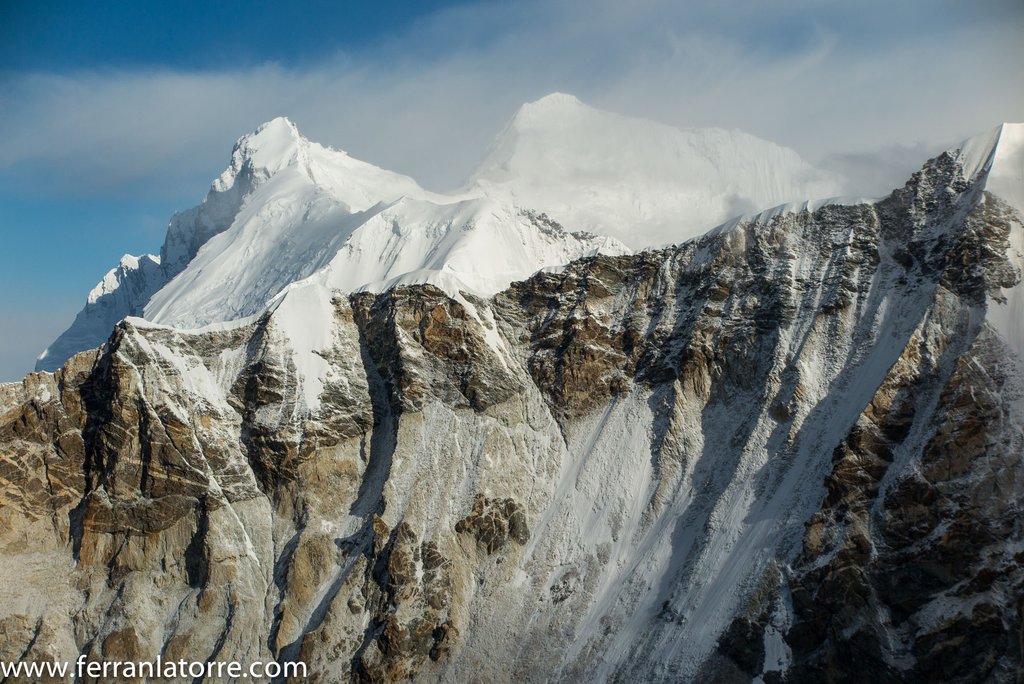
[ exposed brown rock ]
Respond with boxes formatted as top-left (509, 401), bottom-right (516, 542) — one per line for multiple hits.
top-left (455, 494), bottom-right (530, 554)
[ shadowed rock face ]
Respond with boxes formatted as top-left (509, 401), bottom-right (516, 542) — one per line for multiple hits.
top-left (1, 147), bottom-right (1022, 682)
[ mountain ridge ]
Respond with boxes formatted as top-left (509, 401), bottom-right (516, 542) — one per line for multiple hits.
top-left (36, 95), bottom-right (846, 372)
top-left (3, 124), bottom-right (1022, 681)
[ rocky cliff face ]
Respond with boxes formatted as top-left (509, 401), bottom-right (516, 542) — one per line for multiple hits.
top-left (2, 140), bottom-right (1022, 682)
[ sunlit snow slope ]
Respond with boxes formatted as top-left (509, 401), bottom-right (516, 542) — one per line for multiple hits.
top-left (142, 117), bottom-right (629, 329)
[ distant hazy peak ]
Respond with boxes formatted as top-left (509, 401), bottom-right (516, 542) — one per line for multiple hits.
top-left (466, 92), bottom-right (844, 247)
top-left (509, 92), bottom-right (586, 122)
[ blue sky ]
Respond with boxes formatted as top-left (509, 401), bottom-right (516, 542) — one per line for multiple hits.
top-left (0, 0), bottom-right (462, 70)
top-left (1, 0), bottom-right (1022, 380)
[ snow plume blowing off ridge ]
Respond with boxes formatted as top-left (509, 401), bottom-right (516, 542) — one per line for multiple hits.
top-left (39, 95), bottom-right (844, 372)
top-left (464, 92), bottom-right (844, 247)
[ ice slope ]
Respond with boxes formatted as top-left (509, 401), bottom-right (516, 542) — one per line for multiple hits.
top-left (146, 190), bottom-right (625, 329)
top-left (465, 93), bottom-right (845, 248)
top-left (144, 116), bottom-right (459, 327)
top-left (971, 123), bottom-right (1024, 360)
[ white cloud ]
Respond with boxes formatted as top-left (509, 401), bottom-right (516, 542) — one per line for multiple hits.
top-left (1, 0), bottom-right (1020, 200)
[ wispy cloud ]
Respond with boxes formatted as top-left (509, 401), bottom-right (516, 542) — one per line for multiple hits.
top-left (2, 0), bottom-right (1021, 198)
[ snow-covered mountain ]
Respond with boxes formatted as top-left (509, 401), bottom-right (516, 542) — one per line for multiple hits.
top-left (142, 117), bottom-right (627, 330)
top-left (466, 92), bottom-right (844, 247)
top-left (37, 95), bottom-right (841, 371)
top-left (4, 122), bottom-right (1022, 682)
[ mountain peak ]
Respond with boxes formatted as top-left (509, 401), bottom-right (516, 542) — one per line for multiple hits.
top-left (163, 117), bottom-right (312, 276)
top-left (254, 115), bottom-right (300, 135)
top-left (239, 116), bottom-right (304, 153)
top-left (521, 91), bottom-right (584, 109)
top-left (219, 116), bottom-right (307, 184)
top-left (511, 92), bottom-right (589, 126)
